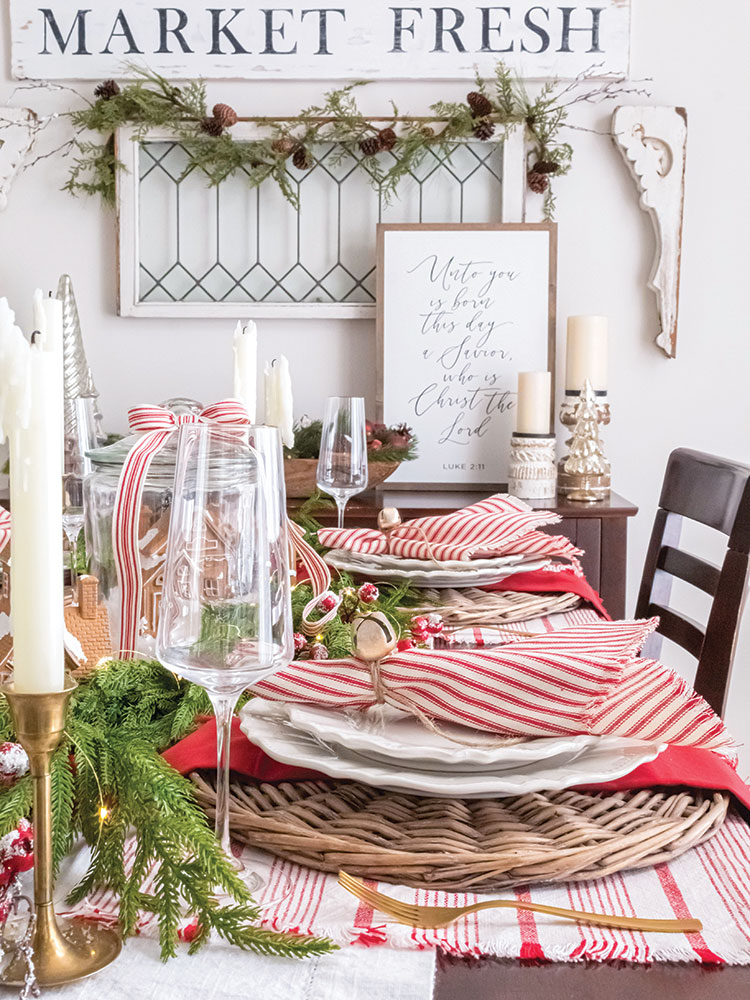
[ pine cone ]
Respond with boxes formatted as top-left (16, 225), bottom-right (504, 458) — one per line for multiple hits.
top-left (94, 80), bottom-right (120, 102)
top-left (200, 117), bottom-right (224, 137)
top-left (467, 91), bottom-right (493, 118)
top-left (378, 127), bottom-right (397, 152)
top-left (420, 125), bottom-right (435, 138)
top-left (271, 137), bottom-right (296, 157)
top-left (533, 160), bottom-right (560, 175)
top-left (359, 134), bottom-right (383, 158)
top-left (527, 169), bottom-right (549, 194)
top-left (292, 145), bottom-right (313, 170)
top-left (473, 119), bottom-right (496, 141)
top-left (212, 103), bottom-right (238, 128)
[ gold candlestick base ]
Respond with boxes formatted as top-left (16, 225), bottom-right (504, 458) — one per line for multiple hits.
top-left (0, 678), bottom-right (121, 987)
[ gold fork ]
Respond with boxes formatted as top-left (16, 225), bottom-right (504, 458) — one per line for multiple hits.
top-left (338, 871), bottom-right (702, 934)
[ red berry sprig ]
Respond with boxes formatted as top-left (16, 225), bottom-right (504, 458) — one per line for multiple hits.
top-left (357, 582), bottom-right (379, 604)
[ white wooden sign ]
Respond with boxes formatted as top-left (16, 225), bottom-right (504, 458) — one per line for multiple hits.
top-left (10, 2), bottom-right (630, 81)
top-left (377, 223), bottom-right (556, 488)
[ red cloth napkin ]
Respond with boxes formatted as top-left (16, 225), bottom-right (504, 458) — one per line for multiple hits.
top-left (483, 568), bottom-right (611, 620)
top-left (164, 717), bottom-right (750, 813)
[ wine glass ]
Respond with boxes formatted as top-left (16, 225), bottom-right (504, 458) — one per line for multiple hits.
top-left (156, 424), bottom-right (293, 880)
top-left (62, 473), bottom-right (85, 600)
top-left (316, 396), bottom-right (368, 528)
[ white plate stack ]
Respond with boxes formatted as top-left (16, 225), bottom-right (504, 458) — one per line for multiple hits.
top-left (240, 700), bottom-right (666, 799)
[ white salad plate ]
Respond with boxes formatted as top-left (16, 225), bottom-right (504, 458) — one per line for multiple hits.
top-left (239, 704), bottom-right (666, 799)
top-left (324, 550), bottom-right (549, 588)
top-left (242, 701), bottom-right (609, 771)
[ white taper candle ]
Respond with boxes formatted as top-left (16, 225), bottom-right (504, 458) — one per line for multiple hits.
top-left (0, 296), bottom-right (65, 692)
top-left (232, 320), bottom-right (257, 422)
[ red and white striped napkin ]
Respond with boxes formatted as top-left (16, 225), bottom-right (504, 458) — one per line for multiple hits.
top-left (318, 494), bottom-right (581, 565)
top-left (254, 618), bottom-right (736, 758)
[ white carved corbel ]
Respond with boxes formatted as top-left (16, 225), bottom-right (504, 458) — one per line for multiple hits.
top-left (612, 105), bottom-right (688, 359)
top-left (0, 107), bottom-right (38, 211)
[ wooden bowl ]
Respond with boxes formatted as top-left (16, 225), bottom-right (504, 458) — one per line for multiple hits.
top-left (284, 458), bottom-right (401, 498)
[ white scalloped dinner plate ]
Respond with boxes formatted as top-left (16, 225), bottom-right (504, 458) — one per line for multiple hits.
top-left (239, 706), bottom-right (666, 798)
top-left (242, 701), bottom-right (603, 770)
top-left (323, 550), bottom-right (549, 587)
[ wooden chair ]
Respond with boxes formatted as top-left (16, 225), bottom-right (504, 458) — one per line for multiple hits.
top-left (635, 448), bottom-right (750, 717)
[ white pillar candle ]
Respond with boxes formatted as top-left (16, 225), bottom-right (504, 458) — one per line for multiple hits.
top-left (565, 315), bottom-right (608, 392)
top-left (264, 356), bottom-right (295, 450)
top-left (0, 298), bottom-right (65, 693)
top-left (516, 371), bottom-right (551, 435)
top-left (232, 320), bottom-right (257, 422)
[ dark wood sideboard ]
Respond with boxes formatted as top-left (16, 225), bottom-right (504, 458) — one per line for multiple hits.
top-left (289, 490), bottom-right (639, 620)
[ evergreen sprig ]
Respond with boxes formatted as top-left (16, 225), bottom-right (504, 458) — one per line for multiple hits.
top-left (0, 661), bottom-right (334, 962)
top-left (60, 62), bottom-right (641, 218)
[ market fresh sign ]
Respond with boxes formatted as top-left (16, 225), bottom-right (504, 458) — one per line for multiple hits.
top-left (10, 2), bottom-right (631, 80)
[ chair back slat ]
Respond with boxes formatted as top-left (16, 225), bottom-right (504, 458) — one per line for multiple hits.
top-left (636, 448), bottom-right (750, 718)
top-left (657, 546), bottom-right (721, 596)
top-left (694, 550), bottom-right (750, 716)
top-left (646, 604), bottom-right (705, 660)
top-left (658, 449), bottom-right (750, 535)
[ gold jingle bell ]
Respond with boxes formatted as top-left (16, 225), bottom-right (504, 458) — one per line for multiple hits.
top-left (352, 612), bottom-right (398, 662)
top-left (378, 507), bottom-right (402, 532)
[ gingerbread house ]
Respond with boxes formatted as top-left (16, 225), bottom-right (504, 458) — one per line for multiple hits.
top-left (138, 508), bottom-right (235, 638)
top-left (64, 575), bottom-right (114, 676)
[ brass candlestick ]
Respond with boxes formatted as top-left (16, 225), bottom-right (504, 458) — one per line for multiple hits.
top-left (0, 678), bottom-right (121, 988)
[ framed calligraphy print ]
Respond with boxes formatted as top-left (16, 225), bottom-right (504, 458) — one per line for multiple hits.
top-left (377, 222), bottom-right (556, 488)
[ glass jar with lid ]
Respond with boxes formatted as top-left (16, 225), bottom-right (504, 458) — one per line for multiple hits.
top-left (84, 398), bottom-right (203, 656)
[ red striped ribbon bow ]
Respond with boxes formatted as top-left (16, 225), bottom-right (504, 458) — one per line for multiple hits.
top-left (112, 402), bottom-right (329, 657)
top-left (0, 509), bottom-right (10, 553)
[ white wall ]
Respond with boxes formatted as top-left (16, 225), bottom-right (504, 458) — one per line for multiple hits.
top-left (1, 2), bottom-right (749, 767)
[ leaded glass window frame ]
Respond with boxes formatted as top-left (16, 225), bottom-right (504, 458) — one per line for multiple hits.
top-left (116, 123), bottom-right (528, 319)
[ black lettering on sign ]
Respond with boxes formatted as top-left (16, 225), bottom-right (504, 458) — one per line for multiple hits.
top-left (558, 6), bottom-right (603, 52)
top-left (521, 6), bottom-right (550, 52)
top-left (39, 8), bottom-right (91, 55)
top-left (300, 9), bottom-right (347, 55)
top-left (390, 7), bottom-right (423, 52)
top-left (155, 8), bottom-right (194, 53)
top-left (432, 7), bottom-right (466, 52)
top-left (262, 8), bottom-right (298, 53)
top-left (208, 8), bottom-right (250, 54)
top-left (101, 9), bottom-right (143, 55)
top-left (479, 7), bottom-right (513, 53)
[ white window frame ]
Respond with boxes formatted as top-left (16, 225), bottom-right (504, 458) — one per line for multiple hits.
top-left (116, 123), bottom-right (528, 320)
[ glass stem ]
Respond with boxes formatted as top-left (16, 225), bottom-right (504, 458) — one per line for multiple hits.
top-left (336, 497), bottom-right (348, 529)
top-left (208, 691), bottom-right (241, 860)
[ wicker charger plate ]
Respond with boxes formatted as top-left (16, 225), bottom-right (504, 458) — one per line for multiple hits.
top-left (191, 775), bottom-right (729, 892)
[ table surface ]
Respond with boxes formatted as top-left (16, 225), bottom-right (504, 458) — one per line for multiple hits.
top-left (288, 489), bottom-right (639, 522)
top-left (7, 482), bottom-right (743, 992)
top-left (434, 955), bottom-right (750, 999)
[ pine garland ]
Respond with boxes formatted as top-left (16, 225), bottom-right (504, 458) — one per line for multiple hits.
top-left (0, 662), bottom-right (334, 962)
top-left (61, 63), bottom-right (645, 219)
top-left (287, 419), bottom-right (418, 464)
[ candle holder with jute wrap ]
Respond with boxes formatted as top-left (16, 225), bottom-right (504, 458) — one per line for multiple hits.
top-left (0, 677), bottom-right (121, 988)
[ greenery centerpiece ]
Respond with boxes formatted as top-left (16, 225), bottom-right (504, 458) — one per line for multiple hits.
top-left (284, 418), bottom-right (417, 497)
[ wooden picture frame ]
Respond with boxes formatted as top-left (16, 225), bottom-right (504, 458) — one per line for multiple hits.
top-left (377, 222), bottom-right (557, 490)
